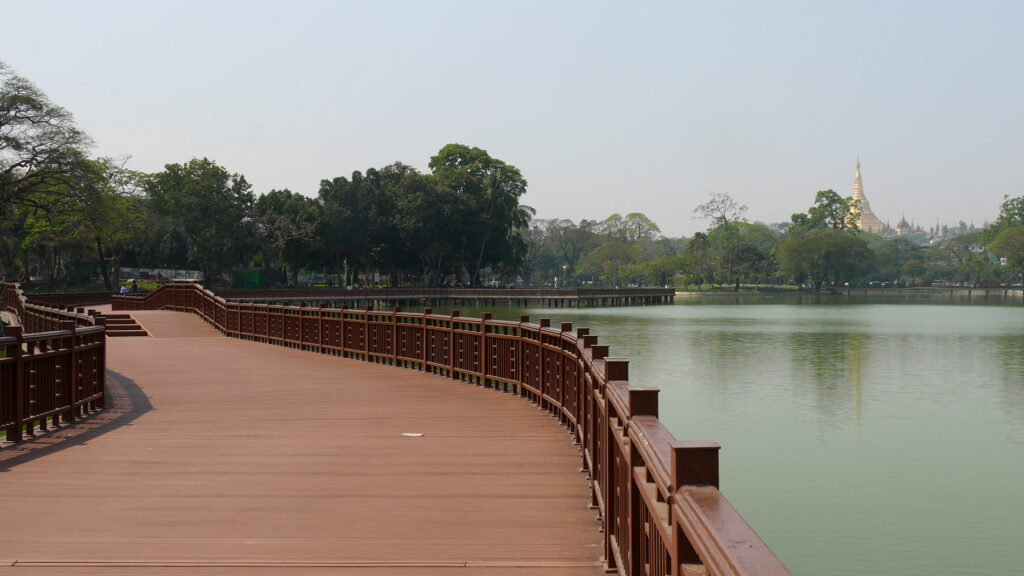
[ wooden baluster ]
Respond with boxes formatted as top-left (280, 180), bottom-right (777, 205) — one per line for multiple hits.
top-left (480, 313), bottom-right (491, 388)
top-left (60, 321), bottom-right (78, 423)
top-left (8, 326), bottom-right (24, 442)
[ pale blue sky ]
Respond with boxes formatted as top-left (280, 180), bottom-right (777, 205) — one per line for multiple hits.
top-left (3, 1), bottom-right (1022, 236)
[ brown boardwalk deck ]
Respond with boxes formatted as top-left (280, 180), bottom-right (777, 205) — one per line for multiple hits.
top-left (1, 310), bottom-right (604, 575)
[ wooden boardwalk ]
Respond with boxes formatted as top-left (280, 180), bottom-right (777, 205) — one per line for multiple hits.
top-left (0, 310), bottom-right (604, 575)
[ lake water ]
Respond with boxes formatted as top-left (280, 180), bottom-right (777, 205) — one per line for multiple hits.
top-left (446, 294), bottom-right (1024, 575)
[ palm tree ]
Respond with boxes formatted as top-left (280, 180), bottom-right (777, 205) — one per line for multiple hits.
top-left (472, 165), bottom-right (531, 284)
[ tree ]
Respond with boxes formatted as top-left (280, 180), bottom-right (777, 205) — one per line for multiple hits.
top-left (693, 192), bottom-right (747, 231)
top-left (623, 212), bottom-right (661, 243)
top-left (790, 189), bottom-right (860, 234)
top-left (1, 61), bottom-right (91, 211)
top-left (927, 233), bottom-right (990, 284)
top-left (997, 195), bottom-right (1024, 229)
top-left (428, 144), bottom-right (532, 285)
top-left (681, 233), bottom-right (713, 289)
top-left (394, 172), bottom-right (461, 286)
top-left (575, 242), bottom-right (639, 286)
top-left (145, 158), bottom-right (254, 285)
top-left (871, 237), bottom-right (924, 284)
top-left (777, 228), bottom-right (874, 290)
top-left (693, 193), bottom-right (750, 286)
top-left (68, 158), bottom-right (145, 290)
top-left (255, 189), bottom-right (319, 285)
top-left (989, 226), bottom-right (1024, 286)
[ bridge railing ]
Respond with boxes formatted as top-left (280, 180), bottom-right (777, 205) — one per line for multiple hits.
top-left (216, 286), bottom-right (676, 300)
top-left (0, 284), bottom-right (107, 443)
top-left (113, 282), bottom-right (789, 576)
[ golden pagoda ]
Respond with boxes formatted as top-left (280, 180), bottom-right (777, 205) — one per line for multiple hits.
top-left (851, 159), bottom-right (886, 234)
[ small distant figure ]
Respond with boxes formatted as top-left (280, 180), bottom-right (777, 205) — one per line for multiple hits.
top-left (119, 284), bottom-right (129, 295)
top-left (131, 280), bottom-right (139, 293)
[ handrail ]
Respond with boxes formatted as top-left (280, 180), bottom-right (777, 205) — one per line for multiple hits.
top-left (217, 286), bottom-right (676, 298)
top-left (23, 291), bottom-right (114, 308)
top-left (113, 282), bottom-right (789, 575)
top-left (0, 283), bottom-right (107, 444)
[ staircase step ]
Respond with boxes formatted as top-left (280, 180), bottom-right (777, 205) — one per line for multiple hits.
top-left (99, 313), bottom-right (148, 337)
top-left (106, 331), bottom-right (148, 337)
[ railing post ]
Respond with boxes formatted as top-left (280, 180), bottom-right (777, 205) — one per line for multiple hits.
top-left (8, 326), bottom-right (24, 442)
top-left (518, 315), bottom-right (528, 396)
top-left (559, 322), bottom-right (572, 408)
top-left (60, 321), bottom-right (78, 423)
top-left (363, 305), bottom-right (373, 356)
top-left (392, 307), bottom-right (400, 365)
top-left (670, 441), bottom-right (721, 490)
top-left (605, 357), bottom-right (628, 382)
top-left (317, 306), bottom-right (324, 353)
top-left (422, 308), bottom-right (431, 366)
top-left (627, 387), bottom-right (657, 418)
top-left (480, 313), bottom-right (491, 387)
top-left (538, 319), bottom-right (550, 407)
top-left (449, 310), bottom-right (459, 378)
top-left (339, 305), bottom-right (347, 357)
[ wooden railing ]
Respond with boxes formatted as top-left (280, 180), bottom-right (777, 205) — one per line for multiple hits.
top-left (0, 284), bottom-right (107, 443)
top-left (113, 283), bottom-right (788, 576)
top-left (22, 290), bottom-right (114, 308)
top-left (216, 287), bottom-right (676, 299)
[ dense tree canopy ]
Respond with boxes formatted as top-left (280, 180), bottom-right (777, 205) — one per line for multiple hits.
top-left (145, 158), bottom-right (254, 284)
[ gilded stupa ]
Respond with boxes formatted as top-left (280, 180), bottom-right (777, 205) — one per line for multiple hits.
top-left (852, 159), bottom-right (886, 234)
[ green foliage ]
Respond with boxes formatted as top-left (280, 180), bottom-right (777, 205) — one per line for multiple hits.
top-left (1, 61), bottom-right (92, 211)
top-left (997, 196), bottom-right (1024, 228)
top-left (790, 189), bottom-right (860, 234)
top-left (255, 189), bottom-right (319, 285)
top-left (989, 226), bottom-right (1024, 282)
top-left (145, 158), bottom-right (254, 285)
top-left (777, 228), bottom-right (874, 290)
top-left (870, 237), bottom-right (924, 284)
top-left (576, 241), bottom-right (640, 286)
top-left (427, 144), bottom-right (532, 285)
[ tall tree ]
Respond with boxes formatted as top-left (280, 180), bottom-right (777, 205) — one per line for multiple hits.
top-left (693, 192), bottom-right (747, 231)
top-left (145, 158), bottom-right (254, 285)
top-left (1, 61), bottom-right (91, 211)
top-left (428, 144), bottom-right (532, 284)
top-left (623, 212), bottom-right (661, 243)
top-left (255, 188), bottom-right (319, 285)
top-left (790, 189), bottom-right (861, 234)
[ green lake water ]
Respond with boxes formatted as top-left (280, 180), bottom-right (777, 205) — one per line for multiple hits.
top-left (445, 294), bottom-right (1024, 575)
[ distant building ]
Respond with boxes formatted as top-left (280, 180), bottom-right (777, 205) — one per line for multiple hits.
top-left (851, 159), bottom-right (887, 234)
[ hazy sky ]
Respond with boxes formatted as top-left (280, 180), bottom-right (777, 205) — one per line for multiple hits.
top-left (3, 1), bottom-right (1022, 236)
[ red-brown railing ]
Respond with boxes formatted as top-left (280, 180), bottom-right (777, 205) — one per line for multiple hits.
top-left (216, 287), bottom-right (676, 300)
top-left (1, 284), bottom-right (107, 443)
top-left (22, 291), bottom-right (114, 308)
top-left (114, 282), bottom-right (788, 576)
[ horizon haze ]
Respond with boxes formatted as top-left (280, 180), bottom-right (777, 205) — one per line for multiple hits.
top-left (2, 1), bottom-right (1021, 236)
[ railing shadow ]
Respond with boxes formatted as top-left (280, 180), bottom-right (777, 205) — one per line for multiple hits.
top-left (0, 370), bottom-right (152, 472)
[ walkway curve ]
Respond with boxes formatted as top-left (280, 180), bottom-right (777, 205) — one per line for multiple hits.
top-left (1, 310), bottom-right (604, 575)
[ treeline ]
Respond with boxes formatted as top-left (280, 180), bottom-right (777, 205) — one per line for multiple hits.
top-left (2, 62), bottom-right (534, 289)
top-left (4, 61), bottom-right (1024, 292)
top-left (531, 190), bottom-right (1024, 290)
